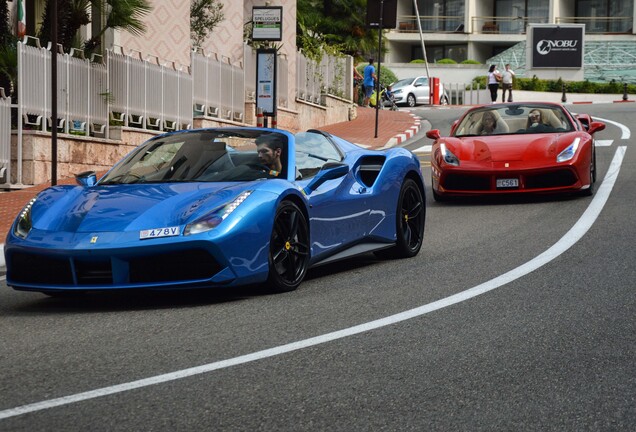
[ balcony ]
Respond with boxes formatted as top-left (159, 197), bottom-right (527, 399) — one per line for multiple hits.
top-left (395, 16), bottom-right (465, 33)
top-left (555, 17), bottom-right (633, 34)
top-left (393, 15), bottom-right (633, 36)
top-left (471, 16), bottom-right (547, 35)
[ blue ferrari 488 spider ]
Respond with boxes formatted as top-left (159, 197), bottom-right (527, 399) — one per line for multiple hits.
top-left (5, 127), bottom-right (426, 294)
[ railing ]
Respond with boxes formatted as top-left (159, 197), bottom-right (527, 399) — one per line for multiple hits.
top-left (278, 53), bottom-right (289, 108)
top-left (322, 54), bottom-right (352, 101)
top-left (2, 36), bottom-right (354, 186)
top-left (471, 16), bottom-right (548, 35)
top-left (296, 52), bottom-right (322, 104)
top-left (555, 16), bottom-right (633, 34)
top-left (394, 15), bottom-right (633, 35)
top-left (296, 51), bottom-right (352, 104)
top-left (395, 15), bottom-right (465, 33)
top-left (109, 48), bottom-right (193, 130)
top-left (18, 37), bottom-right (109, 136)
top-left (0, 88), bottom-right (9, 185)
top-left (443, 82), bottom-right (484, 106)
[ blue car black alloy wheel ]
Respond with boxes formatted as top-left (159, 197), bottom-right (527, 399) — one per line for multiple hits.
top-left (267, 201), bottom-right (310, 292)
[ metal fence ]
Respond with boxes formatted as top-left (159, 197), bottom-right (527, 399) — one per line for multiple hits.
top-left (296, 51), bottom-right (352, 104)
top-left (0, 88), bottom-right (10, 185)
top-left (443, 82), bottom-right (484, 105)
top-left (3, 38), bottom-right (353, 186)
top-left (109, 48), bottom-right (193, 130)
top-left (17, 37), bottom-right (109, 136)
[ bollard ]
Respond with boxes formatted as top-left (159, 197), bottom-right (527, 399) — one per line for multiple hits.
top-left (561, 83), bottom-right (567, 103)
top-left (272, 115), bottom-right (277, 129)
top-left (623, 83), bottom-right (628, 101)
top-left (256, 107), bottom-right (264, 127)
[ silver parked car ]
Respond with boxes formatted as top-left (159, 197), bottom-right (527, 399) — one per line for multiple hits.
top-left (391, 76), bottom-right (449, 107)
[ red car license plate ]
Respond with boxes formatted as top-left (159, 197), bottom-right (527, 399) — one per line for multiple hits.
top-left (496, 178), bottom-right (519, 188)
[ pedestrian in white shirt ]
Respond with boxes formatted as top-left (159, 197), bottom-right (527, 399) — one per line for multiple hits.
top-left (501, 64), bottom-right (515, 103)
top-left (487, 64), bottom-right (502, 103)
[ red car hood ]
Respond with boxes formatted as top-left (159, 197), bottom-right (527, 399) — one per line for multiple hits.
top-left (456, 134), bottom-right (560, 162)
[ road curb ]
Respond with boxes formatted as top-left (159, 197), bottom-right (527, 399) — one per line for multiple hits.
top-left (383, 113), bottom-right (422, 149)
top-left (571, 100), bottom-right (636, 104)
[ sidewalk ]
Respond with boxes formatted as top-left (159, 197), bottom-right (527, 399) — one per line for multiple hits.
top-left (0, 106), bottom-right (421, 271)
top-left (321, 106), bottom-right (422, 148)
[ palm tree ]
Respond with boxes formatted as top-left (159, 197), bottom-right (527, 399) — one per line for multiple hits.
top-left (0, 0), bottom-right (16, 98)
top-left (38, 0), bottom-right (152, 55)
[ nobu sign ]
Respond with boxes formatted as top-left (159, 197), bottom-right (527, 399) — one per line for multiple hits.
top-left (532, 26), bottom-right (584, 69)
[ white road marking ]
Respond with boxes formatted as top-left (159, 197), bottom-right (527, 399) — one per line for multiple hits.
top-left (594, 116), bottom-right (630, 140)
top-left (412, 145), bottom-right (432, 153)
top-left (0, 147), bottom-right (629, 420)
top-left (595, 139), bottom-right (613, 147)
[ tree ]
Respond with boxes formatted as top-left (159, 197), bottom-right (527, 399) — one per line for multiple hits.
top-left (38, 0), bottom-right (152, 55)
top-left (0, 0), bottom-right (10, 46)
top-left (297, 0), bottom-right (380, 61)
top-left (0, 0), bottom-right (16, 98)
top-left (191, 0), bottom-right (224, 50)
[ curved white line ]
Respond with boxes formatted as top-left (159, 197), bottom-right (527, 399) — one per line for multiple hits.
top-left (0, 146), bottom-right (628, 421)
top-left (594, 116), bottom-right (630, 140)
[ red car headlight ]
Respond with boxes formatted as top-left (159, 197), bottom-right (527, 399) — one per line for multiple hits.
top-left (557, 137), bottom-right (581, 163)
top-left (440, 143), bottom-right (460, 166)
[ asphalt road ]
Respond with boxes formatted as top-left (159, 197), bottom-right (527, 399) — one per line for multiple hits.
top-left (1, 104), bottom-right (634, 431)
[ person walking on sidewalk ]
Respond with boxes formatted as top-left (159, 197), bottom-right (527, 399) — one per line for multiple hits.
top-left (487, 64), bottom-right (502, 103)
top-left (501, 64), bottom-right (515, 102)
top-left (363, 59), bottom-right (377, 107)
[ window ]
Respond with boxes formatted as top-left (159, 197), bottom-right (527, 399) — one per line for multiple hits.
top-left (576, 0), bottom-right (633, 33)
top-left (414, 0), bottom-right (464, 32)
top-left (294, 132), bottom-right (343, 179)
top-left (495, 0), bottom-right (550, 33)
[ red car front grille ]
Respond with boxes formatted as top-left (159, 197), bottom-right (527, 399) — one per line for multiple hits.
top-left (442, 168), bottom-right (578, 192)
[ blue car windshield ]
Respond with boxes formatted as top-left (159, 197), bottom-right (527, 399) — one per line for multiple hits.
top-left (99, 130), bottom-right (288, 184)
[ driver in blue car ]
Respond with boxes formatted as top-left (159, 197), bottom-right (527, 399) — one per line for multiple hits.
top-left (256, 134), bottom-right (283, 177)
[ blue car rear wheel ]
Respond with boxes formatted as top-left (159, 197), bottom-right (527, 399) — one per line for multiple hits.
top-left (376, 178), bottom-right (425, 259)
top-left (267, 201), bottom-right (310, 292)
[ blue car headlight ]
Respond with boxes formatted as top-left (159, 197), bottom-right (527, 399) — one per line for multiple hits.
top-left (14, 197), bottom-right (37, 239)
top-left (184, 191), bottom-right (252, 236)
top-left (557, 138), bottom-right (580, 163)
top-left (440, 143), bottom-right (460, 166)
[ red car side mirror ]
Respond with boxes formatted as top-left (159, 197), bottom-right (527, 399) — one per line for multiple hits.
top-left (588, 121), bottom-right (606, 135)
top-left (426, 129), bottom-right (441, 140)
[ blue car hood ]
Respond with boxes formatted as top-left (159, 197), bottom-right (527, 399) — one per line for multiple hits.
top-left (30, 182), bottom-right (261, 233)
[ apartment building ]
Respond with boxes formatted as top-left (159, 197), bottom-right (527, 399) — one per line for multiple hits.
top-left (384, 0), bottom-right (636, 64)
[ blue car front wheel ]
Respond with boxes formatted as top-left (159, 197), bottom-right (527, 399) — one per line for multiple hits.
top-left (267, 201), bottom-right (310, 292)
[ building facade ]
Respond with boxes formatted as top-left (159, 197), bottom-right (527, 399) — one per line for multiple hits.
top-left (385, 0), bottom-right (636, 64)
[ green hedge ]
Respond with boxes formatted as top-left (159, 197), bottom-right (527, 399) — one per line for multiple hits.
top-left (472, 75), bottom-right (636, 94)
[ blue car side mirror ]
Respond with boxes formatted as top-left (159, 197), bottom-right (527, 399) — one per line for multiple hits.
top-left (304, 162), bottom-right (349, 194)
top-left (75, 170), bottom-right (97, 187)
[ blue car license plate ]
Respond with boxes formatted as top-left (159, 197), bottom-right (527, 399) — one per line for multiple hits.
top-left (140, 226), bottom-right (180, 240)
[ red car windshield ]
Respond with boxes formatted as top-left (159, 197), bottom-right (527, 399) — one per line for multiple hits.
top-left (454, 105), bottom-right (574, 137)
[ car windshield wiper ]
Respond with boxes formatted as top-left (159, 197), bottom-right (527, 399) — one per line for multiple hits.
top-left (298, 151), bottom-right (330, 162)
top-left (99, 173), bottom-right (146, 185)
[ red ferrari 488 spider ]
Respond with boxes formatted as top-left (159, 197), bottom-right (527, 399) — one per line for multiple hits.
top-left (425, 102), bottom-right (606, 200)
